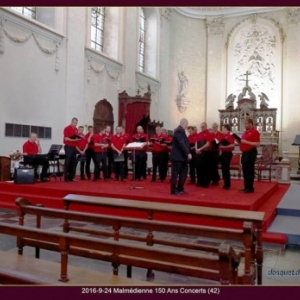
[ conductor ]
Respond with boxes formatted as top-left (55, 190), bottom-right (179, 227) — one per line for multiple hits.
top-left (170, 118), bottom-right (192, 195)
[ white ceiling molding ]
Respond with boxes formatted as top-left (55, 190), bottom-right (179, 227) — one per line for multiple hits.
top-left (175, 7), bottom-right (286, 19)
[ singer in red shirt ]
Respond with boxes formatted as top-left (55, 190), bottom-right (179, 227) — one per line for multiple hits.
top-left (187, 126), bottom-right (197, 184)
top-left (219, 124), bottom-right (235, 190)
top-left (132, 126), bottom-right (149, 181)
top-left (195, 122), bottom-right (214, 188)
top-left (104, 125), bottom-right (114, 179)
top-left (111, 126), bottom-right (126, 181)
top-left (211, 123), bottom-right (223, 186)
top-left (76, 126), bottom-right (88, 180)
top-left (151, 126), bottom-right (169, 182)
top-left (84, 126), bottom-right (96, 180)
top-left (238, 118), bottom-right (260, 193)
top-left (63, 117), bottom-right (80, 182)
top-left (93, 129), bottom-right (109, 181)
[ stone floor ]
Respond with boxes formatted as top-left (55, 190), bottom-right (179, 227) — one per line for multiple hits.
top-left (0, 208), bottom-right (300, 285)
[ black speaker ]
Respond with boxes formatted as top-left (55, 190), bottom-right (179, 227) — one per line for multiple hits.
top-left (14, 168), bottom-right (35, 184)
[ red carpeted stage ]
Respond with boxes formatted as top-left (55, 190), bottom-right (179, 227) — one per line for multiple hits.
top-left (0, 177), bottom-right (289, 244)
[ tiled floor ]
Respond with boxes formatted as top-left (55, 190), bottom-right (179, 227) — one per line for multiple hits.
top-left (0, 208), bottom-right (300, 285)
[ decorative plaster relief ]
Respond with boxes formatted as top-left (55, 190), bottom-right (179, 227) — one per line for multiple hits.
top-left (160, 8), bottom-right (173, 20)
top-left (0, 17), bottom-right (61, 71)
top-left (231, 20), bottom-right (279, 101)
top-left (286, 8), bottom-right (300, 25)
top-left (206, 17), bottom-right (225, 35)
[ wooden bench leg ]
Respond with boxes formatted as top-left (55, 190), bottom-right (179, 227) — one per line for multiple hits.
top-left (146, 269), bottom-right (155, 280)
top-left (126, 265), bottom-right (132, 278)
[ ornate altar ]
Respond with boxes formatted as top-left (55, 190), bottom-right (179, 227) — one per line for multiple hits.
top-left (219, 72), bottom-right (279, 151)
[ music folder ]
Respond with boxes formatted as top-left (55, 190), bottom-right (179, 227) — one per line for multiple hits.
top-left (232, 133), bottom-right (241, 142)
top-left (133, 137), bottom-right (146, 143)
top-left (113, 151), bottom-right (124, 162)
top-left (125, 142), bottom-right (147, 150)
top-left (215, 139), bottom-right (230, 146)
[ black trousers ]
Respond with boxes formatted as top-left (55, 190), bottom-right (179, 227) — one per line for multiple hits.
top-left (94, 152), bottom-right (107, 180)
top-left (135, 151), bottom-right (147, 180)
top-left (85, 148), bottom-right (95, 179)
top-left (196, 151), bottom-right (212, 187)
top-left (64, 145), bottom-right (77, 180)
top-left (32, 162), bottom-right (49, 180)
top-left (114, 161), bottom-right (124, 180)
top-left (152, 151), bottom-right (168, 181)
top-left (170, 161), bottom-right (188, 192)
top-left (107, 149), bottom-right (114, 178)
top-left (242, 148), bottom-right (258, 190)
top-left (76, 154), bottom-right (86, 179)
top-left (220, 151), bottom-right (233, 188)
top-left (211, 150), bottom-right (220, 184)
top-left (124, 150), bottom-right (129, 179)
top-left (188, 151), bottom-right (197, 183)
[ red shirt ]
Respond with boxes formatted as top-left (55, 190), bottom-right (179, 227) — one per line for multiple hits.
top-left (122, 133), bottom-right (132, 145)
top-left (104, 133), bottom-right (113, 148)
top-left (219, 132), bottom-right (235, 152)
top-left (93, 134), bottom-right (108, 153)
top-left (240, 127), bottom-right (260, 152)
top-left (188, 133), bottom-right (197, 151)
top-left (63, 125), bottom-right (78, 147)
top-left (111, 134), bottom-right (126, 151)
top-left (85, 132), bottom-right (95, 149)
top-left (76, 134), bottom-right (87, 151)
top-left (197, 130), bottom-right (214, 150)
top-left (212, 130), bottom-right (223, 142)
top-left (23, 140), bottom-right (39, 155)
top-left (152, 133), bottom-right (169, 152)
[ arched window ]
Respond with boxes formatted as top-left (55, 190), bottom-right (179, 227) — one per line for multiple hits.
top-left (91, 7), bottom-right (105, 52)
top-left (138, 8), bottom-right (146, 72)
top-left (11, 7), bottom-right (36, 19)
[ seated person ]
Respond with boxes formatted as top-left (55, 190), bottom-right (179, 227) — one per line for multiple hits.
top-left (22, 132), bottom-right (49, 182)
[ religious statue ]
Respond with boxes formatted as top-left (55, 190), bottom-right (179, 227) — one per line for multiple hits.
top-left (266, 117), bottom-right (273, 132)
top-left (259, 92), bottom-right (269, 109)
top-left (177, 71), bottom-right (188, 98)
top-left (225, 94), bottom-right (236, 110)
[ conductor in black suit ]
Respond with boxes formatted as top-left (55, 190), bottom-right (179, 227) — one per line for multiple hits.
top-left (170, 118), bottom-right (192, 195)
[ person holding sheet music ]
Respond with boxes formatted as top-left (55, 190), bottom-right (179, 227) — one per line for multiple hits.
top-left (195, 122), bottom-right (214, 188)
top-left (236, 118), bottom-right (260, 193)
top-left (93, 129), bottom-right (108, 182)
top-left (187, 126), bottom-right (197, 184)
top-left (111, 126), bottom-right (126, 181)
top-left (121, 126), bottom-right (131, 180)
top-left (22, 132), bottom-right (49, 182)
top-left (84, 126), bottom-right (96, 180)
top-left (211, 123), bottom-right (223, 186)
top-left (104, 125), bottom-right (114, 179)
top-left (132, 126), bottom-right (149, 181)
top-left (218, 124), bottom-right (235, 190)
top-left (63, 117), bottom-right (81, 182)
top-left (76, 126), bottom-right (88, 180)
top-left (150, 125), bottom-right (169, 182)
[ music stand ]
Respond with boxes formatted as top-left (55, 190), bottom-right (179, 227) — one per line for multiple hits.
top-left (48, 144), bottom-right (63, 181)
top-left (125, 142), bottom-right (147, 190)
top-left (292, 135), bottom-right (300, 174)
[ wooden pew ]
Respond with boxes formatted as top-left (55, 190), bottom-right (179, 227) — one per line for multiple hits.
top-left (16, 198), bottom-right (254, 284)
top-left (0, 222), bottom-right (240, 285)
top-left (0, 251), bottom-right (146, 285)
top-left (62, 194), bottom-right (265, 285)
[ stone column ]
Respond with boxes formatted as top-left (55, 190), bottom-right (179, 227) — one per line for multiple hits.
top-left (158, 8), bottom-right (172, 124)
top-left (205, 17), bottom-right (225, 126)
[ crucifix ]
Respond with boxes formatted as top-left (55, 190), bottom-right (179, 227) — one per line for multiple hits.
top-left (137, 89), bottom-right (140, 96)
top-left (240, 71), bottom-right (252, 87)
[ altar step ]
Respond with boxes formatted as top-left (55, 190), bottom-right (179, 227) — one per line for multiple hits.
top-left (267, 185), bottom-right (300, 247)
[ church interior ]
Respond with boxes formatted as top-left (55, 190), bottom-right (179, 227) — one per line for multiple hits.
top-left (0, 6), bottom-right (300, 286)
